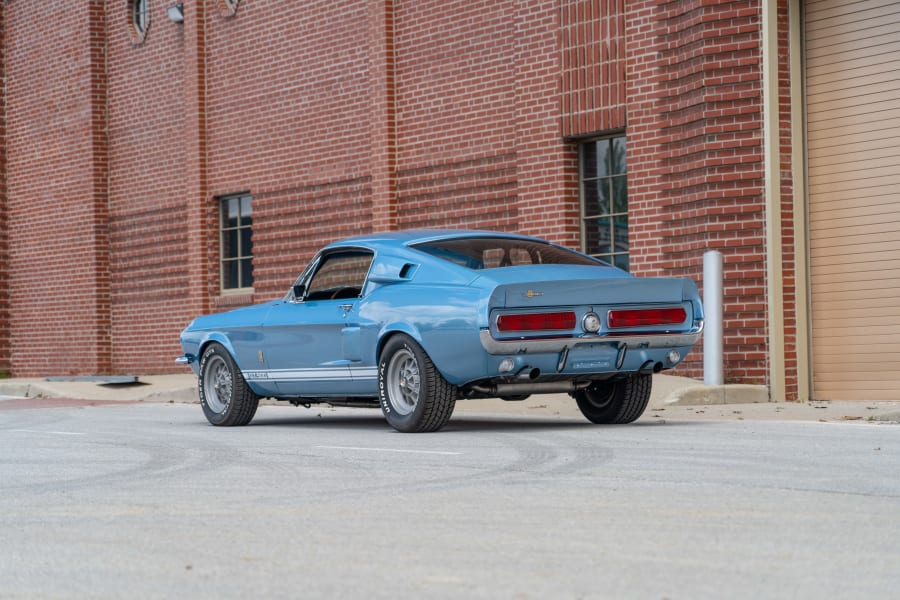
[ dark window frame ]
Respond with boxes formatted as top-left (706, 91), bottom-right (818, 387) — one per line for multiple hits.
top-left (579, 135), bottom-right (629, 271)
top-left (302, 250), bottom-right (375, 301)
top-left (220, 0), bottom-right (241, 17)
top-left (130, 0), bottom-right (150, 42)
top-left (219, 193), bottom-right (254, 292)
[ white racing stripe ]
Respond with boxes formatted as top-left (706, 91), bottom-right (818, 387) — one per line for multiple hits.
top-left (243, 367), bottom-right (377, 382)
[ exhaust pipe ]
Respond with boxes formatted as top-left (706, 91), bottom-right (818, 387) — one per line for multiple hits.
top-left (639, 360), bottom-right (663, 375)
top-left (516, 367), bottom-right (540, 381)
top-left (471, 380), bottom-right (590, 396)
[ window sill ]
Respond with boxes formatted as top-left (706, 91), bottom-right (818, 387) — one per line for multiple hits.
top-left (216, 290), bottom-right (255, 309)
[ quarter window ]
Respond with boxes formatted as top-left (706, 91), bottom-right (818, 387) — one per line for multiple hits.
top-left (220, 194), bottom-right (253, 291)
top-left (580, 136), bottom-right (628, 271)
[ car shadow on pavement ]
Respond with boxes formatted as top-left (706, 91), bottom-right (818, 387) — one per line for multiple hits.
top-left (244, 410), bottom-right (682, 433)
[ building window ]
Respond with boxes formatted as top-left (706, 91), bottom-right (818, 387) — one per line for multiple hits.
top-left (129, 0), bottom-right (150, 42)
top-left (219, 0), bottom-right (241, 17)
top-left (220, 194), bottom-right (253, 291)
top-left (580, 136), bottom-right (628, 271)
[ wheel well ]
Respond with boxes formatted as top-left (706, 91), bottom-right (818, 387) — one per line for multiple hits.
top-left (375, 331), bottom-right (405, 365)
top-left (198, 339), bottom-right (236, 364)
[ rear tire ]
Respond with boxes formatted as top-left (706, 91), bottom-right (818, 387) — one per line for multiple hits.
top-left (573, 374), bottom-right (652, 424)
top-left (379, 335), bottom-right (456, 432)
top-left (198, 343), bottom-right (259, 427)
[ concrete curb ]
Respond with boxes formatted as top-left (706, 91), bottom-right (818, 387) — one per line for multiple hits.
top-left (0, 375), bottom-right (199, 404)
top-left (664, 383), bottom-right (770, 406)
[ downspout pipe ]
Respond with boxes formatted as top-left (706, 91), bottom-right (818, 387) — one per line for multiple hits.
top-left (762, 0), bottom-right (786, 402)
top-left (789, 0), bottom-right (811, 402)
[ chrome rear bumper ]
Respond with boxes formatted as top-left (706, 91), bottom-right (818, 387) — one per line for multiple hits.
top-left (479, 322), bottom-right (703, 354)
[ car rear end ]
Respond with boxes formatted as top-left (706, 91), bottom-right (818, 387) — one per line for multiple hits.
top-left (468, 270), bottom-right (703, 397)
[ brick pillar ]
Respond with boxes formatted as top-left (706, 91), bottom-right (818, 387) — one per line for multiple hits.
top-left (0, 3), bottom-right (8, 375)
top-left (184, 0), bottom-right (211, 316)
top-left (88, 0), bottom-right (111, 374)
top-left (559, 0), bottom-right (627, 137)
top-left (370, 0), bottom-right (398, 232)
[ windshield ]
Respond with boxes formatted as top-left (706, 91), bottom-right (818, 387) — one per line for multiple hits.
top-left (411, 237), bottom-right (603, 270)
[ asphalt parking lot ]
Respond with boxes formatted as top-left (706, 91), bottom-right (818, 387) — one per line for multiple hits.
top-left (1, 398), bottom-right (898, 599)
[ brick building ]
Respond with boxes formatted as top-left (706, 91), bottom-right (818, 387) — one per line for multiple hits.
top-left (1, 1), bottom-right (898, 402)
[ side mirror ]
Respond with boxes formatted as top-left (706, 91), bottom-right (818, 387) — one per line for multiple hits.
top-left (292, 284), bottom-right (306, 301)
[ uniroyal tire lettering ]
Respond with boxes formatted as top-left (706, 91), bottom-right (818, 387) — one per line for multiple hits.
top-left (378, 361), bottom-right (391, 413)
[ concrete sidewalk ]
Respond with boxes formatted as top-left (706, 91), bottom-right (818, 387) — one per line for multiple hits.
top-left (2, 372), bottom-right (899, 423)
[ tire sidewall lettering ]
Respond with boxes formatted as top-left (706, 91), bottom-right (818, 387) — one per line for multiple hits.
top-left (378, 360), bottom-right (391, 414)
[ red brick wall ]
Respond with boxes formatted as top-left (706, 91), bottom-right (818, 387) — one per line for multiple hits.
top-left (777, 0), bottom-right (799, 400)
top-left (560, 0), bottom-right (627, 136)
top-left (513, 0), bottom-right (581, 244)
top-left (205, 1), bottom-right (375, 306)
top-left (4, 2), bottom-right (111, 376)
top-left (624, 0), bottom-right (769, 386)
top-left (393, 0), bottom-right (519, 232)
top-left (105, 0), bottom-right (193, 374)
top-left (0, 6), bottom-right (8, 376)
top-left (0, 0), bottom-right (795, 387)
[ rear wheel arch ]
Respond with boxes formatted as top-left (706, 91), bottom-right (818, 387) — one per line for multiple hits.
top-left (375, 325), bottom-right (424, 366)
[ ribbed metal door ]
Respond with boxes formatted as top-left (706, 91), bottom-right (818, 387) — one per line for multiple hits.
top-left (806, 0), bottom-right (900, 400)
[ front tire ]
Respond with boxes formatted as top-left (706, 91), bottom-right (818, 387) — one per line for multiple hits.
top-left (379, 335), bottom-right (456, 432)
top-left (573, 374), bottom-right (652, 424)
top-left (198, 343), bottom-right (259, 426)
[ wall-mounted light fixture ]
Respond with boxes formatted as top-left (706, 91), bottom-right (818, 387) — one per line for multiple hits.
top-left (166, 3), bottom-right (184, 23)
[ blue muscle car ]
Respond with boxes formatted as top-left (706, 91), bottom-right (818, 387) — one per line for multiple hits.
top-left (178, 230), bottom-right (703, 432)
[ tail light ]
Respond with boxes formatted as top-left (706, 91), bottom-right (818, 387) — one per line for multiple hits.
top-left (607, 307), bottom-right (687, 329)
top-left (497, 311), bottom-right (576, 332)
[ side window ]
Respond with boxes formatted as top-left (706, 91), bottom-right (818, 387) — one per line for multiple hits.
top-left (220, 193), bottom-right (253, 292)
top-left (305, 251), bottom-right (374, 301)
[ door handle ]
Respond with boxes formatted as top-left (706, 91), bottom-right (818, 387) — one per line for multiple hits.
top-left (338, 304), bottom-right (353, 313)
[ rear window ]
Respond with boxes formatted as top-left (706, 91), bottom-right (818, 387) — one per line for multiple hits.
top-left (412, 237), bottom-right (603, 270)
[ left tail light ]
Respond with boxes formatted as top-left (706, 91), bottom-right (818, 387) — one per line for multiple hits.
top-left (496, 311), bottom-right (576, 332)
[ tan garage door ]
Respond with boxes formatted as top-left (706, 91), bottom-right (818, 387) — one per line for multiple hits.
top-left (806, 0), bottom-right (900, 401)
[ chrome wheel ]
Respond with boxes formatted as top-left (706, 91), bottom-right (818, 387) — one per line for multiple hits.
top-left (198, 343), bottom-right (259, 427)
top-left (386, 348), bottom-right (420, 416)
top-left (202, 354), bottom-right (232, 414)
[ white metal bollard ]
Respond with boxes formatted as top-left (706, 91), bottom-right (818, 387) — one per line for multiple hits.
top-left (703, 250), bottom-right (723, 386)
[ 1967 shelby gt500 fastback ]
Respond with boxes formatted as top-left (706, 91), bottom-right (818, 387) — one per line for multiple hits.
top-left (178, 230), bottom-right (703, 432)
